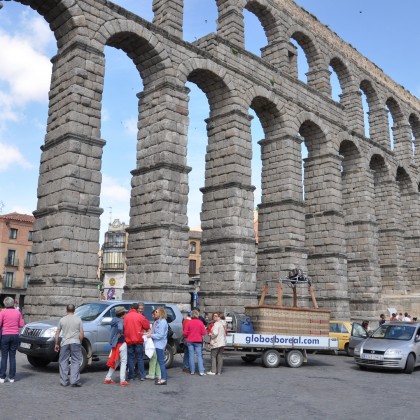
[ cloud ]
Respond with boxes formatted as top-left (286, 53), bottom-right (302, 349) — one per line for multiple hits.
top-left (101, 174), bottom-right (131, 201)
top-left (0, 14), bottom-right (53, 128)
top-left (0, 142), bottom-right (32, 172)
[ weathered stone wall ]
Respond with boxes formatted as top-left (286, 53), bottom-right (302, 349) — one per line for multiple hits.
top-left (11, 0), bottom-right (419, 321)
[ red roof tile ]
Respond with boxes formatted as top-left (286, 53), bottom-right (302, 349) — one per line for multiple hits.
top-left (0, 212), bottom-right (35, 224)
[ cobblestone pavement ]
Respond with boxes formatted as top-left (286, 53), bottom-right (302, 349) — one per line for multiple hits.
top-left (2, 351), bottom-right (419, 420)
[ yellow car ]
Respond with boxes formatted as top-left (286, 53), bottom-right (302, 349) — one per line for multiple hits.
top-left (329, 321), bottom-right (352, 355)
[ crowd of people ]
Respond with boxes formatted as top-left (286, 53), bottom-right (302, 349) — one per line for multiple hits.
top-left (387, 312), bottom-right (417, 323)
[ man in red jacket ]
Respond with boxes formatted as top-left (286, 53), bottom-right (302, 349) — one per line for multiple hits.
top-left (124, 302), bottom-right (151, 381)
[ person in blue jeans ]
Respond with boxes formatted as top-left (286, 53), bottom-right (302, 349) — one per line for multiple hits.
top-left (0, 297), bottom-right (24, 383)
top-left (184, 310), bottom-right (207, 376)
top-left (147, 307), bottom-right (168, 385)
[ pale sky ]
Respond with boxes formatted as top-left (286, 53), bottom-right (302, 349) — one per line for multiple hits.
top-left (0, 0), bottom-right (419, 242)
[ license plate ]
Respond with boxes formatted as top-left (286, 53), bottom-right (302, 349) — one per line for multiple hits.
top-left (362, 353), bottom-right (383, 360)
top-left (20, 342), bottom-right (31, 349)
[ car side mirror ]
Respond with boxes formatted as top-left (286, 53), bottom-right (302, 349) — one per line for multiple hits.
top-left (101, 317), bottom-right (112, 325)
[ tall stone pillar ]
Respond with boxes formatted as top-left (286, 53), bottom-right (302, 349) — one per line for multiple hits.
top-left (393, 123), bottom-right (414, 163)
top-left (257, 134), bottom-right (306, 303)
top-left (261, 40), bottom-right (296, 71)
top-left (340, 90), bottom-right (365, 135)
top-left (403, 191), bottom-right (420, 292)
top-left (304, 153), bottom-right (350, 318)
top-left (124, 81), bottom-right (191, 309)
top-left (375, 178), bottom-right (407, 294)
top-left (342, 168), bottom-right (381, 319)
top-left (306, 67), bottom-right (332, 96)
top-left (199, 109), bottom-right (257, 313)
top-left (216, 2), bottom-right (244, 49)
top-left (27, 42), bottom-right (106, 320)
top-left (153, 0), bottom-right (184, 38)
top-left (369, 107), bottom-right (391, 149)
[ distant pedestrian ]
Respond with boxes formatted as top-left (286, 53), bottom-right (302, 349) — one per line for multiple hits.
top-left (403, 312), bottom-right (411, 322)
top-left (104, 306), bottom-right (128, 386)
top-left (124, 302), bottom-right (150, 382)
top-left (361, 320), bottom-right (371, 336)
top-left (398, 313), bottom-right (403, 321)
top-left (181, 311), bottom-right (192, 373)
top-left (0, 297), bottom-right (24, 383)
top-left (54, 304), bottom-right (84, 387)
top-left (390, 313), bottom-right (398, 321)
top-left (193, 307), bottom-right (207, 327)
top-left (147, 307), bottom-right (168, 385)
top-left (379, 314), bottom-right (386, 326)
top-left (207, 312), bottom-right (227, 376)
top-left (184, 310), bottom-right (207, 376)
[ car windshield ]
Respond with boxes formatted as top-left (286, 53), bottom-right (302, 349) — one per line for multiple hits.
top-left (371, 325), bottom-right (415, 341)
top-left (75, 303), bottom-right (109, 321)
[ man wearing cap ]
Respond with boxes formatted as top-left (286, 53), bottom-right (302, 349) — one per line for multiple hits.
top-left (103, 306), bottom-right (129, 386)
top-left (124, 302), bottom-right (151, 381)
top-left (54, 304), bottom-right (84, 387)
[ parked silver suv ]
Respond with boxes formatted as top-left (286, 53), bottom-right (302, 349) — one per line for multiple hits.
top-left (18, 301), bottom-right (183, 371)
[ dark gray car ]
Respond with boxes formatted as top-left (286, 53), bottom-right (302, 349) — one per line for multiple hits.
top-left (18, 300), bottom-right (183, 371)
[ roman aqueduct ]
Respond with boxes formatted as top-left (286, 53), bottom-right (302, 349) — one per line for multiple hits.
top-left (5, 0), bottom-right (420, 320)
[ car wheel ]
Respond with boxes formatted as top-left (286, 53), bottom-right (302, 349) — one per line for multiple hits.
top-left (164, 344), bottom-right (174, 369)
top-left (27, 356), bottom-right (51, 368)
top-left (344, 343), bottom-right (350, 356)
top-left (241, 355), bottom-right (258, 363)
top-left (404, 353), bottom-right (415, 374)
top-left (262, 350), bottom-right (281, 368)
top-left (80, 346), bottom-right (88, 373)
top-left (285, 350), bottom-right (304, 368)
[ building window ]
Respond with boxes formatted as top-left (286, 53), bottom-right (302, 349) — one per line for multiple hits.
top-left (9, 228), bottom-right (18, 239)
top-left (5, 249), bottom-right (17, 266)
top-left (24, 273), bottom-right (31, 288)
top-left (189, 241), bottom-right (197, 254)
top-left (189, 259), bottom-right (197, 275)
top-left (25, 252), bottom-right (33, 268)
top-left (28, 231), bottom-right (33, 241)
top-left (104, 232), bottom-right (126, 248)
top-left (4, 272), bottom-right (14, 288)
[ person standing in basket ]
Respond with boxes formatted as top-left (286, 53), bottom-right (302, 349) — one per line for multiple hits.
top-left (147, 307), bottom-right (168, 385)
top-left (124, 302), bottom-right (150, 382)
top-left (184, 309), bottom-right (207, 376)
top-left (54, 304), bottom-right (84, 387)
top-left (207, 312), bottom-right (227, 376)
top-left (0, 297), bottom-right (24, 383)
top-left (104, 306), bottom-right (129, 386)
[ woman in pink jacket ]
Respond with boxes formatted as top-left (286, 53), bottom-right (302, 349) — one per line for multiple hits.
top-left (0, 297), bottom-right (24, 383)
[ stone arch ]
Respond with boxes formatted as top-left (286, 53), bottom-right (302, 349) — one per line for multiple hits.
top-left (329, 56), bottom-right (353, 99)
top-left (177, 58), bottom-right (238, 113)
top-left (243, 0), bottom-right (282, 46)
top-left (409, 113), bottom-right (420, 159)
top-left (93, 19), bottom-right (172, 84)
top-left (287, 26), bottom-right (325, 90)
top-left (15, 0), bottom-right (87, 46)
top-left (339, 139), bottom-right (362, 172)
top-left (295, 112), bottom-right (331, 156)
top-left (360, 79), bottom-right (380, 109)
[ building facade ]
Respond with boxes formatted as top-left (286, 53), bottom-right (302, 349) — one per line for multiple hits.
top-left (0, 212), bottom-right (35, 308)
top-left (100, 219), bottom-right (128, 301)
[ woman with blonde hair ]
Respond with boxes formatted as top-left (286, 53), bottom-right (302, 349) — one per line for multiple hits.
top-left (207, 312), bottom-right (227, 375)
top-left (147, 307), bottom-right (168, 385)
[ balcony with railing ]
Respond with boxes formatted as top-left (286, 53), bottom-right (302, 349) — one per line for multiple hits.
top-left (102, 262), bottom-right (125, 271)
top-left (4, 257), bottom-right (19, 267)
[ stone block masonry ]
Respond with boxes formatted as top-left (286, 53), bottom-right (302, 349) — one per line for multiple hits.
top-left (12, 0), bottom-right (419, 321)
